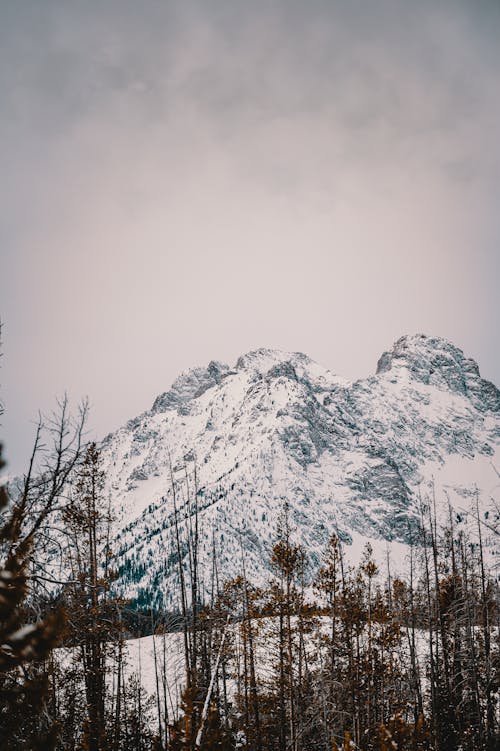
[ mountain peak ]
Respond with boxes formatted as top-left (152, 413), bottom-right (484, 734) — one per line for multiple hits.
top-left (151, 361), bottom-right (230, 414)
top-left (235, 348), bottom-right (311, 374)
top-left (376, 334), bottom-right (499, 411)
top-left (377, 333), bottom-right (471, 373)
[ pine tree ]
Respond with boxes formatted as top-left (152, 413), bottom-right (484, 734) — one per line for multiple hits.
top-left (314, 533), bottom-right (345, 746)
top-left (59, 442), bottom-right (122, 751)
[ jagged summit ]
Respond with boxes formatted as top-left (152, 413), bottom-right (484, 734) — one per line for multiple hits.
top-left (376, 334), bottom-right (499, 411)
top-left (152, 361), bottom-right (232, 414)
top-left (377, 333), bottom-right (476, 379)
top-left (236, 348), bottom-right (313, 374)
top-left (151, 335), bottom-right (498, 424)
top-left (99, 335), bottom-right (499, 608)
top-left (149, 347), bottom-right (347, 417)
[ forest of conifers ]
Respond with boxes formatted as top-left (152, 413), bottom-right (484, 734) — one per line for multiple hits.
top-left (0, 403), bottom-right (498, 751)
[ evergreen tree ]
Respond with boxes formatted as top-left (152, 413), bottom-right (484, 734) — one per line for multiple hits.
top-left (58, 442), bottom-right (122, 751)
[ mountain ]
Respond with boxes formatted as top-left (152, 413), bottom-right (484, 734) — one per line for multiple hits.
top-left (100, 334), bottom-right (500, 609)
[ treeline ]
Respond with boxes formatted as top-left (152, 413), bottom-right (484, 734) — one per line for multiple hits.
top-left (0, 403), bottom-right (499, 750)
top-left (162, 499), bottom-right (499, 751)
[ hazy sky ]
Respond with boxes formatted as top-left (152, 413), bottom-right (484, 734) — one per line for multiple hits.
top-left (1, 0), bottom-right (499, 473)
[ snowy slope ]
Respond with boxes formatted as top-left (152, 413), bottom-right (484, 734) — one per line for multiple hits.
top-left (99, 335), bottom-right (499, 608)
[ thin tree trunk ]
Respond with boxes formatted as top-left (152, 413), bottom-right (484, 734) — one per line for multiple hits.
top-left (194, 616), bottom-right (230, 748)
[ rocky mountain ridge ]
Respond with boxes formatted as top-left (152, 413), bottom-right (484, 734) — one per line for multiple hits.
top-left (99, 334), bottom-right (499, 609)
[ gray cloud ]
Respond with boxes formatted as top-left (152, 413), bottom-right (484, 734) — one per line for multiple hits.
top-left (1, 0), bottom-right (499, 472)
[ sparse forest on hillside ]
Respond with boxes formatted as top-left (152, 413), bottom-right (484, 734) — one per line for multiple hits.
top-left (0, 407), bottom-right (498, 751)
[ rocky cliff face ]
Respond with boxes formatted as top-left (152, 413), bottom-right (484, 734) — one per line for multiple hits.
top-left (100, 335), bottom-right (499, 609)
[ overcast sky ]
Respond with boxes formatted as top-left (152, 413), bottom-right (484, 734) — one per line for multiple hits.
top-left (1, 0), bottom-right (499, 473)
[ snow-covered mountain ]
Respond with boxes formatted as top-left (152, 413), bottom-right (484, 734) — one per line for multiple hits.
top-left (100, 334), bottom-right (499, 608)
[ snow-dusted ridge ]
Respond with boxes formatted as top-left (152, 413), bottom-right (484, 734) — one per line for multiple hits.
top-left (99, 335), bottom-right (499, 608)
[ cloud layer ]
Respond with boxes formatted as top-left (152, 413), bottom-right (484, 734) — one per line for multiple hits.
top-left (1, 0), bottom-right (499, 471)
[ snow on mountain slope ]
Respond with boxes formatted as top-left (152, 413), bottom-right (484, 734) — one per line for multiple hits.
top-left (99, 335), bottom-right (499, 608)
